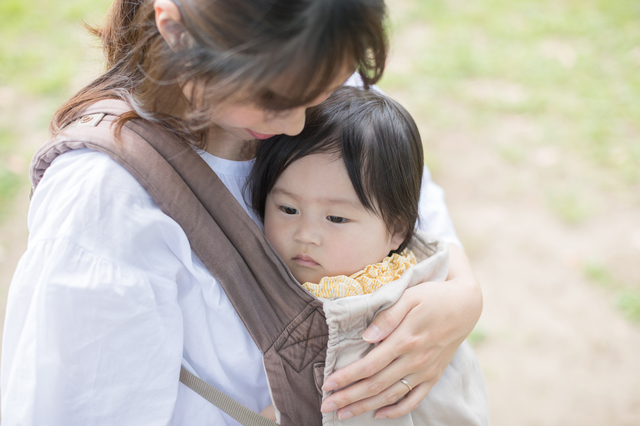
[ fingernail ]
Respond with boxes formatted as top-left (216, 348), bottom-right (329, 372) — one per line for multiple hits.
top-left (339, 411), bottom-right (354, 420)
top-left (322, 381), bottom-right (338, 392)
top-left (375, 414), bottom-right (388, 420)
top-left (363, 324), bottom-right (380, 341)
top-left (321, 402), bottom-right (337, 413)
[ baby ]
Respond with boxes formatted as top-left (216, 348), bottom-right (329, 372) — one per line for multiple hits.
top-left (248, 86), bottom-right (489, 425)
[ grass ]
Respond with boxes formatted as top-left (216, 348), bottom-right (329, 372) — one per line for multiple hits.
top-left (0, 128), bottom-right (23, 220)
top-left (467, 327), bottom-right (488, 347)
top-left (2, 1), bottom-right (639, 206)
top-left (0, 0), bottom-right (638, 222)
top-left (0, 0), bottom-right (108, 96)
top-left (617, 289), bottom-right (640, 323)
top-left (583, 261), bottom-right (640, 323)
top-left (380, 0), bottom-right (640, 186)
top-left (380, 0), bottom-right (640, 323)
top-left (545, 186), bottom-right (595, 225)
top-left (0, 0), bottom-right (108, 219)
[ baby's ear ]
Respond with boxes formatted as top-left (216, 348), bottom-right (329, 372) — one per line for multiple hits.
top-left (389, 220), bottom-right (408, 252)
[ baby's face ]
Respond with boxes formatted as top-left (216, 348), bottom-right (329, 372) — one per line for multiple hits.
top-left (264, 153), bottom-right (404, 284)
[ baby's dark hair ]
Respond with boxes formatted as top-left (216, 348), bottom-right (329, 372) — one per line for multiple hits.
top-left (248, 86), bottom-right (424, 252)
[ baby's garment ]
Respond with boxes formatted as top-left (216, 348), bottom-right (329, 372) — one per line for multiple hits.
top-left (320, 231), bottom-right (490, 425)
top-left (302, 251), bottom-right (417, 298)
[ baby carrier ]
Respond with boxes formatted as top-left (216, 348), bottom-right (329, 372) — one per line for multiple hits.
top-left (30, 100), bottom-right (489, 426)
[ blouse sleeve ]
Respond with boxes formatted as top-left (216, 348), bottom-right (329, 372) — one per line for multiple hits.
top-left (416, 166), bottom-right (462, 248)
top-left (1, 149), bottom-right (185, 425)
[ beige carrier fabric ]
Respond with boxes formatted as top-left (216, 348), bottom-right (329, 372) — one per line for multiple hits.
top-left (322, 232), bottom-right (490, 425)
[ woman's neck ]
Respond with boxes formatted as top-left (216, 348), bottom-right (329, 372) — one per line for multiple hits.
top-left (203, 126), bottom-right (258, 161)
top-left (176, 81), bottom-right (258, 161)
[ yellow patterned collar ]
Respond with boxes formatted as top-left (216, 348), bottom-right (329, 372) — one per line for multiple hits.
top-left (302, 250), bottom-right (417, 298)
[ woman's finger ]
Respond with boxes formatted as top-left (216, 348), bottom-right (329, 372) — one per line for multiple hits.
top-left (322, 342), bottom-right (442, 414)
top-left (323, 297), bottom-right (437, 396)
top-left (362, 292), bottom-right (416, 343)
top-left (330, 374), bottom-right (423, 420)
top-left (323, 297), bottom-right (423, 392)
top-left (321, 346), bottom-right (431, 412)
top-left (373, 381), bottom-right (435, 419)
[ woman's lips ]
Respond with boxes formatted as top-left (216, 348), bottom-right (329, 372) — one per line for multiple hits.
top-left (293, 254), bottom-right (320, 268)
top-left (246, 129), bottom-right (277, 140)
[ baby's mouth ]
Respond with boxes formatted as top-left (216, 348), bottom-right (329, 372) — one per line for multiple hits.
top-left (293, 254), bottom-right (320, 268)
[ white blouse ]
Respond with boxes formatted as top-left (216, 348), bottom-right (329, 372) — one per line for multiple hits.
top-left (1, 147), bottom-right (460, 426)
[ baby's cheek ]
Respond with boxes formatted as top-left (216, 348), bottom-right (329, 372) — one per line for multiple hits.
top-left (328, 245), bottom-right (367, 277)
top-left (290, 265), bottom-right (324, 285)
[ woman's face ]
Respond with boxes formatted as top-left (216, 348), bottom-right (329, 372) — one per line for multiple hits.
top-left (209, 92), bottom-right (330, 143)
top-left (179, 67), bottom-right (356, 161)
top-left (155, 1), bottom-right (356, 147)
top-left (207, 67), bottom-right (355, 144)
top-left (184, 68), bottom-right (354, 160)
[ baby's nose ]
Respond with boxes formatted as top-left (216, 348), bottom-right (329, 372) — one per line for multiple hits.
top-left (293, 221), bottom-right (321, 245)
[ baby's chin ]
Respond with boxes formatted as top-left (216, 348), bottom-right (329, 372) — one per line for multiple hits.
top-left (292, 272), bottom-right (324, 285)
top-left (288, 261), bottom-right (367, 285)
top-left (288, 267), bottom-right (325, 286)
top-left (291, 269), bottom-right (351, 286)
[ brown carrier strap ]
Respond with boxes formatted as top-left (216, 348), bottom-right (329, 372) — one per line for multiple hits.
top-left (30, 100), bottom-right (328, 426)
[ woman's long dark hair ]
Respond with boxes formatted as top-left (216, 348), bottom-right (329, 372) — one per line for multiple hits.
top-left (248, 86), bottom-right (424, 252)
top-left (52, 0), bottom-right (388, 147)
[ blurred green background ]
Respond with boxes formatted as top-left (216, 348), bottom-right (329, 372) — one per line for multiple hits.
top-left (382, 0), bottom-right (640, 185)
top-left (0, 0), bottom-right (639, 424)
top-left (0, 0), bottom-right (110, 219)
top-left (2, 0), bottom-right (637, 231)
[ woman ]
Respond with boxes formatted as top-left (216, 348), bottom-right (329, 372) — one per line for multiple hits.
top-left (0, 0), bottom-right (482, 424)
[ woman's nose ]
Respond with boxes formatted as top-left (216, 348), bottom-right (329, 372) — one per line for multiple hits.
top-left (269, 107), bottom-right (306, 136)
top-left (267, 91), bottom-right (332, 136)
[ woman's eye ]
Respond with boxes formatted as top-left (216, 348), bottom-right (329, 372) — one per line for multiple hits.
top-left (327, 216), bottom-right (348, 224)
top-left (279, 206), bottom-right (298, 215)
top-left (266, 109), bottom-right (294, 120)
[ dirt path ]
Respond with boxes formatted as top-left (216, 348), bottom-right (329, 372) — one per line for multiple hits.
top-left (435, 128), bottom-right (640, 425)
top-left (0, 89), bottom-right (53, 342)
top-left (0, 193), bottom-right (29, 336)
top-left (377, 0), bottom-right (640, 420)
top-left (385, 24), bottom-right (640, 425)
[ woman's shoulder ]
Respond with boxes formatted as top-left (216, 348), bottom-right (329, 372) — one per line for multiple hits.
top-left (39, 147), bottom-right (149, 197)
top-left (28, 148), bottom-right (187, 261)
top-left (32, 147), bottom-right (156, 224)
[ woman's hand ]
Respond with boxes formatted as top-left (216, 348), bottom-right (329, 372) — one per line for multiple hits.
top-left (259, 404), bottom-right (276, 421)
top-left (320, 244), bottom-right (483, 420)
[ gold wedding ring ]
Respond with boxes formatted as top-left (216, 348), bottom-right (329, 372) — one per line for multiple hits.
top-left (400, 379), bottom-right (413, 392)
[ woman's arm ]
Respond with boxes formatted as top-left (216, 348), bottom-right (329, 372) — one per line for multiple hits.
top-left (1, 238), bottom-right (184, 425)
top-left (1, 150), bottom-right (185, 425)
top-left (319, 169), bottom-right (483, 420)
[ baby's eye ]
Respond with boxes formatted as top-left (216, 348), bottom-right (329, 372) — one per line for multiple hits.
top-left (279, 206), bottom-right (298, 215)
top-left (327, 216), bottom-right (349, 224)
